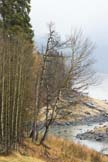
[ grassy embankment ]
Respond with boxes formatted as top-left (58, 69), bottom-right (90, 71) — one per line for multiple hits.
top-left (0, 136), bottom-right (108, 162)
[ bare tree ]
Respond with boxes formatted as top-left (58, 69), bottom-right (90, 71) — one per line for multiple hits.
top-left (32, 24), bottom-right (95, 145)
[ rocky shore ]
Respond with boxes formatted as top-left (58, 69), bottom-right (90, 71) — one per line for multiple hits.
top-left (53, 112), bottom-right (108, 127)
top-left (77, 124), bottom-right (108, 142)
top-left (51, 112), bottom-right (108, 143)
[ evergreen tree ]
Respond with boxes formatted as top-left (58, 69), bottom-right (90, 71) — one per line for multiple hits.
top-left (0, 0), bottom-right (34, 41)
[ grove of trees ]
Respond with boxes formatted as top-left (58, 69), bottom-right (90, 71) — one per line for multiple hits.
top-left (0, 0), bottom-right (96, 154)
top-left (0, 32), bottom-right (34, 153)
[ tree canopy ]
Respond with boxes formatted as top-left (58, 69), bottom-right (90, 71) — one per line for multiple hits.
top-left (0, 0), bottom-right (34, 41)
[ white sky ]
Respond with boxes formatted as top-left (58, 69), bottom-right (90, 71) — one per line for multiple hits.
top-left (30, 0), bottom-right (108, 73)
top-left (30, 0), bottom-right (108, 36)
top-left (89, 73), bottom-right (108, 100)
top-left (30, 0), bottom-right (108, 99)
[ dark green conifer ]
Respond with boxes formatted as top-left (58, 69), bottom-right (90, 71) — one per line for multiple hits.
top-left (0, 0), bottom-right (34, 41)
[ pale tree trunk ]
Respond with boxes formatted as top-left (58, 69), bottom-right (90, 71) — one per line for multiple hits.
top-left (15, 58), bottom-right (22, 145)
top-left (1, 45), bottom-right (5, 146)
top-left (11, 48), bottom-right (19, 148)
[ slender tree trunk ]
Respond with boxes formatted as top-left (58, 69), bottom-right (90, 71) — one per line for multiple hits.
top-left (15, 60), bottom-right (22, 144)
top-left (1, 45), bottom-right (5, 147)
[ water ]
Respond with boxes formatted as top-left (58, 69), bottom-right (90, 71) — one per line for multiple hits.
top-left (50, 122), bottom-right (108, 154)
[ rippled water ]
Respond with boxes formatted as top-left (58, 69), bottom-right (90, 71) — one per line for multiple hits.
top-left (50, 122), bottom-right (108, 154)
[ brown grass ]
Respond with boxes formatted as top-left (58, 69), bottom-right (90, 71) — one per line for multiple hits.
top-left (0, 136), bottom-right (108, 162)
top-left (45, 136), bottom-right (108, 162)
top-left (0, 152), bottom-right (44, 162)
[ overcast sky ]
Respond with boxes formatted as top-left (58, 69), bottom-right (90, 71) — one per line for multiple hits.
top-left (30, 0), bottom-right (108, 99)
top-left (30, 0), bottom-right (108, 74)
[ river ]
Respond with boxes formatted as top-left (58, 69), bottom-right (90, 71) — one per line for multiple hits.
top-left (50, 121), bottom-right (108, 154)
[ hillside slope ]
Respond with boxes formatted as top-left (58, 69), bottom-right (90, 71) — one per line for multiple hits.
top-left (0, 137), bottom-right (108, 162)
top-left (0, 153), bottom-right (44, 162)
top-left (61, 97), bottom-right (108, 122)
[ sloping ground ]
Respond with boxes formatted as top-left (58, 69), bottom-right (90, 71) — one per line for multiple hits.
top-left (1, 98), bottom-right (108, 162)
top-left (0, 137), bottom-right (108, 162)
top-left (63, 97), bottom-right (108, 121)
top-left (82, 97), bottom-right (108, 116)
top-left (33, 97), bottom-right (108, 123)
top-left (0, 153), bottom-right (44, 162)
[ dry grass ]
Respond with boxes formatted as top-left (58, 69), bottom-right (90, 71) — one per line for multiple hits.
top-left (59, 97), bottom-right (108, 122)
top-left (45, 136), bottom-right (108, 162)
top-left (0, 136), bottom-right (108, 162)
top-left (0, 152), bottom-right (44, 162)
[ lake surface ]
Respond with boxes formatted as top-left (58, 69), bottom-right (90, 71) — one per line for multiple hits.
top-left (50, 121), bottom-right (108, 154)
